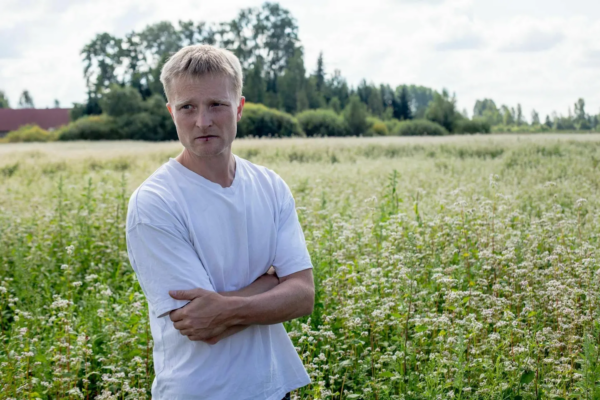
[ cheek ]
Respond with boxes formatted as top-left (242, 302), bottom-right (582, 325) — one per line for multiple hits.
top-left (174, 113), bottom-right (194, 128)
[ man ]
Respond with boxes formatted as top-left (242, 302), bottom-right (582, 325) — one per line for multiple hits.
top-left (125, 44), bottom-right (314, 400)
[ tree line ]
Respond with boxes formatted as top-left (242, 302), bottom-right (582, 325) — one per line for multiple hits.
top-left (1, 2), bottom-right (598, 141)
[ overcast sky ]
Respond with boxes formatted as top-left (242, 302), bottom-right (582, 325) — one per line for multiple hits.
top-left (2, 0), bottom-right (600, 120)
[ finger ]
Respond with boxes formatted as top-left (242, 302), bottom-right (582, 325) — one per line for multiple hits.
top-left (169, 288), bottom-right (206, 301)
top-left (202, 337), bottom-right (219, 345)
top-left (173, 320), bottom-right (187, 330)
top-left (169, 310), bottom-right (184, 322)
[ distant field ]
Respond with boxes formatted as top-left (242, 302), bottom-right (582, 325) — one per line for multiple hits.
top-left (2, 135), bottom-right (600, 399)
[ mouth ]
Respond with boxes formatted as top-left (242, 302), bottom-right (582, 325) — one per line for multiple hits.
top-left (195, 135), bottom-right (218, 141)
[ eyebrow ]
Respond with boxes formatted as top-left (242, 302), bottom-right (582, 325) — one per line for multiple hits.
top-left (174, 97), bottom-right (231, 108)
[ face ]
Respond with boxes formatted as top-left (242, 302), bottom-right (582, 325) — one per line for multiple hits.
top-left (166, 74), bottom-right (244, 158)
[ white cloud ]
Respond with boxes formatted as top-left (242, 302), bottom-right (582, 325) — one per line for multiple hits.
top-left (0, 0), bottom-right (599, 119)
top-left (496, 17), bottom-right (565, 52)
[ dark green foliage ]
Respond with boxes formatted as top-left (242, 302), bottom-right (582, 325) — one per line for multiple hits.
top-left (115, 112), bottom-right (169, 141)
top-left (425, 90), bottom-right (457, 132)
top-left (392, 86), bottom-right (412, 120)
top-left (17, 90), bottom-right (34, 108)
top-left (277, 48), bottom-right (308, 114)
top-left (454, 118), bottom-right (491, 134)
top-left (323, 70), bottom-right (350, 110)
top-left (243, 58), bottom-right (267, 104)
top-left (57, 115), bottom-right (121, 141)
top-left (343, 95), bottom-right (369, 136)
top-left (100, 85), bottom-right (145, 118)
top-left (296, 109), bottom-right (346, 137)
top-left (402, 85), bottom-right (435, 118)
top-left (305, 76), bottom-right (326, 109)
top-left (237, 102), bottom-right (304, 137)
top-left (59, 86), bottom-right (175, 141)
top-left (328, 97), bottom-right (341, 114)
top-left (365, 117), bottom-right (389, 136)
top-left (68, 2), bottom-right (600, 139)
top-left (391, 119), bottom-right (448, 136)
top-left (71, 96), bottom-right (103, 121)
top-left (60, 91), bottom-right (176, 141)
top-left (0, 90), bottom-right (9, 108)
top-left (473, 99), bottom-right (502, 126)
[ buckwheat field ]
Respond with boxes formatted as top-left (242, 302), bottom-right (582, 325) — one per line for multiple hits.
top-left (2, 134), bottom-right (600, 400)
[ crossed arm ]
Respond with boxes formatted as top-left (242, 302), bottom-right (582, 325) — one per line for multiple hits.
top-left (168, 267), bottom-right (314, 344)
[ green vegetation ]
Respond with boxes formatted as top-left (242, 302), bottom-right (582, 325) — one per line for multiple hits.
top-left (2, 124), bottom-right (56, 143)
top-left (237, 102), bottom-right (304, 138)
top-left (391, 119), bottom-right (449, 136)
top-left (297, 109), bottom-right (347, 137)
top-left (2, 135), bottom-right (600, 399)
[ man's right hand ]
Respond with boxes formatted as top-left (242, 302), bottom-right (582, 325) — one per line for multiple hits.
top-left (169, 267), bottom-right (281, 344)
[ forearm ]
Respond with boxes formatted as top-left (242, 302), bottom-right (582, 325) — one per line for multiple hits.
top-left (228, 269), bottom-right (314, 326)
top-left (205, 273), bottom-right (279, 343)
top-left (219, 273), bottom-right (278, 298)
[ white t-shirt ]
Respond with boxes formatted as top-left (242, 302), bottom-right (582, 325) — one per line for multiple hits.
top-left (125, 154), bottom-right (312, 400)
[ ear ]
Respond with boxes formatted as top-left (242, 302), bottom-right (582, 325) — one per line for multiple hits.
top-left (166, 103), bottom-right (175, 122)
top-left (236, 96), bottom-right (245, 122)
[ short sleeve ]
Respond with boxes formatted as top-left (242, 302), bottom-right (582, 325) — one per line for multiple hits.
top-left (126, 222), bottom-right (216, 318)
top-left (271, 182), bottom-right (313, 277)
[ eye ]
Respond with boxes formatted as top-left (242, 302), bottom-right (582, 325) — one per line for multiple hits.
top-left (181, 104), bottom-right (193, 110)
top-left (212, 102), bottom-right (224, 107)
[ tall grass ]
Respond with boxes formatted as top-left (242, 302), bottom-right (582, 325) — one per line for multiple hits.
top-left (2, 135), bottom-right (600, 399)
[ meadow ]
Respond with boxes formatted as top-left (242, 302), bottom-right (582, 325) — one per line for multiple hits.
top-left (1, 134), bottom-right (600, 400)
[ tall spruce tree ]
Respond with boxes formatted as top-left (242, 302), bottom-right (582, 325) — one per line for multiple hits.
top-left (392, 87), bottom-right (412, 120)
top-left (315, 52), bottom-right (325, 92)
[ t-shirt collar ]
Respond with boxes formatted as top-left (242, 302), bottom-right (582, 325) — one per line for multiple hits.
top-left (167, 154), bottom-right (242, 192)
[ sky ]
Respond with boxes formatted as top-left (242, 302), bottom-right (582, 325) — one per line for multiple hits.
top-left (1, 0), bottom-right (600, 120)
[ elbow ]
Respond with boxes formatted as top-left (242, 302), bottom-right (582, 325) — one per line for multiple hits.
top-left (302, 287), bottom-right (315, 317)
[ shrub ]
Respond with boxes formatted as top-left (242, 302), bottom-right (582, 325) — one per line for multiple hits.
top-left (391, 119), bottom-right (449, 136)
top-left (237, 103), bottom-right (304, 138)
top-left (57, 115), bottom-right (120, 141)
top-left (366, 117), bottom-right (389, 136)
top-left (454, 118), bottom-right (491, 134)
top-left (296, 109), bottom-right (347, 137)
top-left (101, 85), bottom-right (145, 118)
top-left (5, 124), bottom-right (53, 142)
top-left (343, 95), bottom-right (369, 136)
top-left (425, 91), bottom-right (458, 132)
top-left (384, 118), bottom-right (402, 135)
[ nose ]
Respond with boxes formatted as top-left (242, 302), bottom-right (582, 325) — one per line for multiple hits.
top-left (195, 108), bottom-right (212, 129)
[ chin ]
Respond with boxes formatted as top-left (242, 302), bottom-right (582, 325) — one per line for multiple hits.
top-left (190, 143), bottom-right (230, 158)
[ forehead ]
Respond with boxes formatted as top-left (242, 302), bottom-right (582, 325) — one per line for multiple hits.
top-left (168, 73), bottom-right (235, 103)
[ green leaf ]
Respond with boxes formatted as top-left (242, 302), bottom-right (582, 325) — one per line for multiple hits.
top-left (528, 311), bottom-right (537, 318)
top-left (415, 325), bottom-right (428, 332)
top-left (462, 296), bottom-right (470, 304)
top-left (380, 371), bottom-right (394, 378)
top-left (520, 370), bottom-right (535, 384)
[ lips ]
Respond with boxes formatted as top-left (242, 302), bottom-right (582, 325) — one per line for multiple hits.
top-left (196, 135), bottom-right (218, 141)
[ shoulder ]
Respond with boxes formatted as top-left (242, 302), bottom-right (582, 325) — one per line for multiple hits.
top-left (126, 162), bottom-right (185, 228)
top-left (237, 155), bottom-right (292, 201)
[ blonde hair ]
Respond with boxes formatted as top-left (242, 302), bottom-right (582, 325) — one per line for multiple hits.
top-left (160, 45), bottom-right (243, 100)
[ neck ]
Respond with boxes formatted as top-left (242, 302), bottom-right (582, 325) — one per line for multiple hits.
top-left (175, 148), bottom-right (236, 188)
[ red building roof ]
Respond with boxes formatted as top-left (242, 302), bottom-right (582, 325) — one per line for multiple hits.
top-left (0, 108), bottom-right (71, 133)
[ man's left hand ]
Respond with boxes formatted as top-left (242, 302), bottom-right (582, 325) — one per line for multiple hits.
top-left (169, 288), bottom-right (240, 341)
